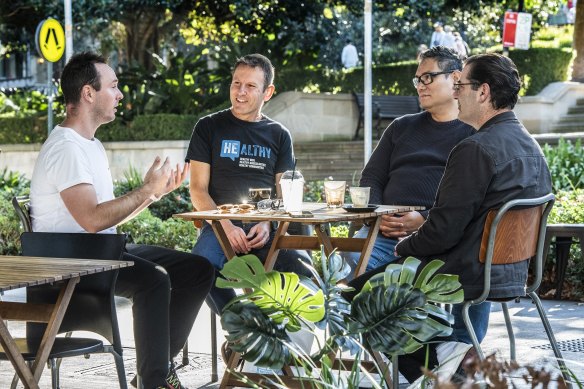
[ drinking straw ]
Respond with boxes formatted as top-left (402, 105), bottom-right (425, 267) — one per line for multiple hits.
top-left (290, 158), bottom-right (298, 183)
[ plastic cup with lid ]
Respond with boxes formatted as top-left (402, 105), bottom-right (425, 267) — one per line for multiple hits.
top-left (280, 170), bottom-right (304, 212)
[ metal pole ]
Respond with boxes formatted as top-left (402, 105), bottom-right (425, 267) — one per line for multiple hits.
top-left (64, 0), bottom-right (73, 61)
top-left (363, 0), bottom-right (373, 164)
top-left (47, 61), bottom-right (53, 133)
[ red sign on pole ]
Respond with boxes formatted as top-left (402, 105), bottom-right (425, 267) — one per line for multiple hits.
top-left (502, 11), bottom-right (518, 48)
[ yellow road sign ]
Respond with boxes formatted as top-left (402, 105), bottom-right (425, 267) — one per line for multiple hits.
top-left (35, 18), bottom-right (65, 62)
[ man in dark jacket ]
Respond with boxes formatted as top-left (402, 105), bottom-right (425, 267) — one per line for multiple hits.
top-left (349, 53), bottom-right (552, 383)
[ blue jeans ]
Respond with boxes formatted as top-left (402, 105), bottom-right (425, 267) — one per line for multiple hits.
top-left (192, 222), bottom-right (312, 315)
top-left (345, 225), bottom-right (399, 279)
top-left (449, 302), bottom-right (491, 344)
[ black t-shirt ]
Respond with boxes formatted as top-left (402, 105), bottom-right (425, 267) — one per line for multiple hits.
top-left (186, 109), bottom-right (295, 205)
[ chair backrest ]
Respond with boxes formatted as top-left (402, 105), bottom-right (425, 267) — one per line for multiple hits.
top-left (21, 232), bottom-right (126, 351)
top-left (12, 196), bottom-right (32, 232)
top-left (477, 194), bottom-right (555, 302)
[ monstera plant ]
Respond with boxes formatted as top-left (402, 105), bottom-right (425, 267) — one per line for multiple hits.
top-left (218, 252), bottom-right (464, 387)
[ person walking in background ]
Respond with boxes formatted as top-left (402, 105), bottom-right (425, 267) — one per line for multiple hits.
top-left (30, 51), bottom-right (214, 389)
top-left (453, 31), bottom-right (470, 58)
top-left (430, 22), bottom-right (445, 47)
top-left (442, 25), bottom-right (457, 50)
top-left (341, 39), bottom-right (359, 68)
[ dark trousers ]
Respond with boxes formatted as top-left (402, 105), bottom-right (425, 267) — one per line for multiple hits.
top-left (192, 222), bottom-right (312, 315)
top-left (115, 244), bottom-right (214, 388)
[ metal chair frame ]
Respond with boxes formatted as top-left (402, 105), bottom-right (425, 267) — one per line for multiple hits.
top-left (462, 194), bottom-right (571, 384)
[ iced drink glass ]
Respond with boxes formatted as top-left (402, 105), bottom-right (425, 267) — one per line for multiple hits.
top-left (324, 180), bottom-right (346, 208)
top-left (349, 187), bottom-right (370, 208)
top-left (280, 170), bottom-right (304, 212)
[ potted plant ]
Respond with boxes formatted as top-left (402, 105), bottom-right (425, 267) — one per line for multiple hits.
top-left (218, 250), bottom-right (464, 388)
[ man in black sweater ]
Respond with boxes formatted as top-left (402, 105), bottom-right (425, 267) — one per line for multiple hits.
top-left (346, 46), bottom-right (475, 275)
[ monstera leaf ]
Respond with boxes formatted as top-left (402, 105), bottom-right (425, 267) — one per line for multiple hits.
top-left (221, 302), bottom-right (292, 368)
top-left (310, 249), bottom-right (361, 355)
top-left (351, 257), bottom-right (463, 355)
top-left (217, 255), bottom-right (325, 332)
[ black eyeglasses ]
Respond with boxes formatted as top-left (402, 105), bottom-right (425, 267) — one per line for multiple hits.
top-left (412, 70), bottom-right (455, 88)
top-left (453, 81), bottom-right (480, 92)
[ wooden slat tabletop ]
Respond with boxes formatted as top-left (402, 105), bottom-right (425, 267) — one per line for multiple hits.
top-left (175, 203), bottom-right (424, 224)
top-left (0, 256), bottom-right (133, 292)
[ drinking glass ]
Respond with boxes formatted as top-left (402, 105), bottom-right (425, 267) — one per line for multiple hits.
top-left (349, 187), bottom-right (371, 208)
top-left (324, 180), bottom-right (346, 208)
top-left (248, 188), bottom-right (272, 203)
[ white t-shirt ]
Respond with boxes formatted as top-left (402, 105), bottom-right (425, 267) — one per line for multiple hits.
top-left (30, 125), bottom-right (116, 234)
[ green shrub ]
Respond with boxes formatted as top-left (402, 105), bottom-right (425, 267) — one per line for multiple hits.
top-left (0, 116), bottom-right (49, 144)
top-left (509, 48), bottom-right (573, 96)
top-left (114, 168), bottom-right (193, 220)
top-left (0, 168), bottom-right (30, 199)
top-left (548, 189), bottom-right (584, 225)
top-left (117, 209), bottom-right (197, 253)
top-left (546, 190), bottom-right (584, 300)
top-left (0, 196), bottom-right (23, 255)
top-left (278, 61), bottom-right (419, 96)
top-left (543, 138), bottom-right (584, 192)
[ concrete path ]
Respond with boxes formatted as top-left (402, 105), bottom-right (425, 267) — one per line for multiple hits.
top-left (1, 289), bottom-right (582, 388)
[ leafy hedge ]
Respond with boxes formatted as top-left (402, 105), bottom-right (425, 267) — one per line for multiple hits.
top-left (0, 116), bottom-right (52, 144)
top-left (278, 61), bottom-right (419, 96)
top-left (278, 47), bottom-right (571, 97)
top-left (509, 47), bottom-right (573, 96)
top-left (98, 114), bottom-right (199, 142)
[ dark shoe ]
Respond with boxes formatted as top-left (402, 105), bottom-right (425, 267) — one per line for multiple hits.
top-left (130, 375), bottom-right (137, 388)
top-left (451, 346), bottom-right (479, 384)
top-left (163, 363), bottom-right (188, 389)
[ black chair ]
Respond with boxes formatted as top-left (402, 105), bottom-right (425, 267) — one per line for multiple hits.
top-left (11, 195), bottom-right (32, 232)
top-left (462, 194), bottom-right (571, 384)
top-left (0, 232), bottom-right (129, 389)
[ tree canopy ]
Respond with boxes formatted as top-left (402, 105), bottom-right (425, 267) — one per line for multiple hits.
top-left (1, 0), bottom-right (580, 81)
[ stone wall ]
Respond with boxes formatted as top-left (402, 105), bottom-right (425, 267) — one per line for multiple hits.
top-left (514, 82), bottom-right (584, 133)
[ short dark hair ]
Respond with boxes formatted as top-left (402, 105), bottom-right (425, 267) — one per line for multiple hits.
top-left (233, 54), bottom-right (274, 91)
top-left (418, 46), bottom-right (463, 72)
top-left (464, 53), bottom-right (521, 110)
top-left (60, 52), bottom-right (107, 105)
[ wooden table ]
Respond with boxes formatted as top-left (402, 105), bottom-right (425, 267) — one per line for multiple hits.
top-left (175, 203), bottom-right (423, 278)
top-left (175, 202), bottom-right (423, 388)
top-left (0, 256), bottom-right (133, 389)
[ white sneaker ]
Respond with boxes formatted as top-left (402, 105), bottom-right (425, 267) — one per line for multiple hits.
top-left (406, 342), bottom-right (472, 389)
top-left (435, 342), bottom-right (473, 381)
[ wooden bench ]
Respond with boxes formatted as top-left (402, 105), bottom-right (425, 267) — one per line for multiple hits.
top-left (543, 223), bottom-right (584, 298)
top-left (352, 92), bottom-right (421, 139)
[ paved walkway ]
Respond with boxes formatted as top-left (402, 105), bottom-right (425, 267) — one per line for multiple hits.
top-left (1, 289), bottom-right (582, 388)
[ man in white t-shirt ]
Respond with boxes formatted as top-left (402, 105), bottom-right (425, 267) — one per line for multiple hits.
top-left (341, 39), bottom-right (359, 68)
top-left (30, 52), bottom-right (214, 389)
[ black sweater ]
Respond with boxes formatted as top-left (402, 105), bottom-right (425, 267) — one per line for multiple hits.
top-left (360, 111), bottom-right (475, 218)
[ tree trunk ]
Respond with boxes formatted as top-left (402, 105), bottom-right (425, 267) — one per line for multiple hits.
top-left (572, 1), bottom-right (584, 82)
top-left (122, 12), bottom-right (162, 70)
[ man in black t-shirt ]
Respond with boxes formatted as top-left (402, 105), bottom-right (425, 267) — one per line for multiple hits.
top-left (186, 54), bottom-right (311, 315)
